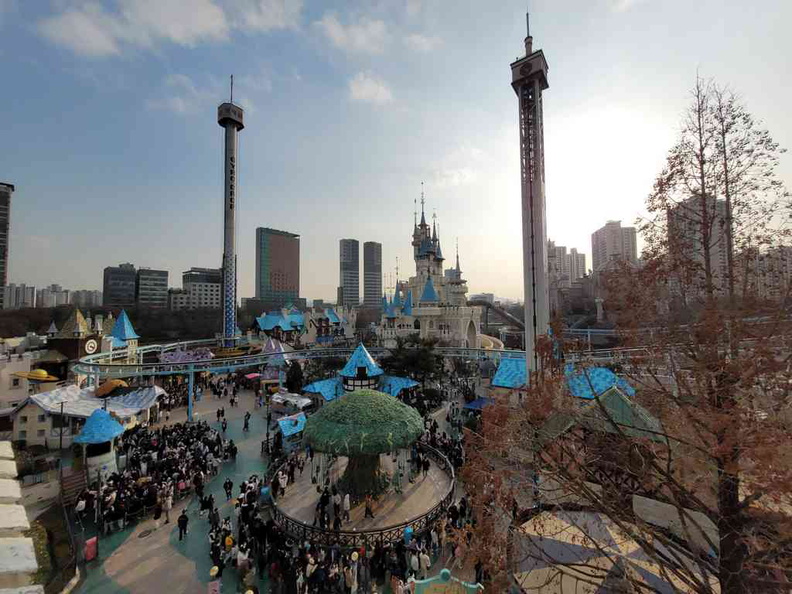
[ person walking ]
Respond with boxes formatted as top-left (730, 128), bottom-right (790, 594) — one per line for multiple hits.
top-left (223, 478), bottom-right (233, 500)
top-left (221, 418), bottom-right (228, 434)
top-left (163, 490), bottom-right (173, 524)
top-left (243, 411), bottom-right (251, 432)
top-left (177, 510), bottom-right (189, 541)
top-left (364, 493), bottom-right (375, 519)
top-left (343, 493), bottom-right (351, 522)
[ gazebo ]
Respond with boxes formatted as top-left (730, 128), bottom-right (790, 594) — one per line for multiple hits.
top-left (75, 409), bottom-right (125, 481)
top-left (302, 389), bottom-right (423, 497)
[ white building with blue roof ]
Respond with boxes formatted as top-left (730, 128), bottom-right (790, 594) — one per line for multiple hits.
top-left (377, 197), bottom-right (481, 347)
top-left (253, 305), bottom-right (357, 347)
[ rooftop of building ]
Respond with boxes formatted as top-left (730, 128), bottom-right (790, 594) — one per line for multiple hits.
top-left (256, 227), bottom-right (300, 238)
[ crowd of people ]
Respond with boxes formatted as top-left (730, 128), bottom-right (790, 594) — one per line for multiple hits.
top-left (75, 420), bottom-right (234, 534)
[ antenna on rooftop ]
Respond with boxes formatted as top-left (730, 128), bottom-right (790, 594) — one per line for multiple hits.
top-left (230, 74), bottom-right (234, 103)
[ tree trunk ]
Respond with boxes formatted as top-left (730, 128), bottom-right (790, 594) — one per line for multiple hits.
top-left (339, 454), bottom-right (387, 498)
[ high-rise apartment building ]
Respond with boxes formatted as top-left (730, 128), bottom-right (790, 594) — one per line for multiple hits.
top-left (569, 248), bottom-right (586, 281)
top-left (0, 183), bottom-right (14, 310)
top-left (255, 228), bottom-right (300, 310)
top-left (2, 284), bottom-right (35, 309)
top-left (103, 263), bottom-right (137, 307)
top-left (36, 284), bottom-right (70, 308)
top-left (667, 195), bottom-right (729, 294)
top-left (339, 239), bottom-right (359, 306)
top-left (591, 221), bottom-right (638, 272)
top-left (136, 268), bottom-right (168, 308)
top-left (71, 290), bottom-right (103, 308)
top-left (363, 242), bottom-right (382, 309)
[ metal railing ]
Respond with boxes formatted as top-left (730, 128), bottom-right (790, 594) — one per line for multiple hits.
top-left (270, 443), bottom-right (456, 549)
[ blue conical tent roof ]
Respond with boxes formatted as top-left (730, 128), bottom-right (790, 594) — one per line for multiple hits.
top-left (110, 310), bottom-right (139, 341)
top-left (74, 409), bottom-right (124, 444)
top-left (420, 277), bottom-right (440, 303)
top-left (435, 240), bottom-right (444, 260)
top-left (340, 343), bottom-right (384, 378)
top-left (402, 290), bottom-right (413, 315)
top-left (381, 294), bottom-right (388, 309)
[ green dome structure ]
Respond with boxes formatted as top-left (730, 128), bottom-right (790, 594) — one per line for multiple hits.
top-left (304, 389), bottom-right (424, 496)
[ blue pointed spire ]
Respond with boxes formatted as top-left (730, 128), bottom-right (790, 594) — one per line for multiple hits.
top-left (420, 277), bottom-right (440, 303)
top-left (340, 343), bottom-right (384, 378)
top-left (392, 284), bottom-right (402, 307)
top-left (402, 289), bottom-right (413, 315)
top-left (381, 294), bottom-right (388, 309)
top-left (110, 310), bottom-right (139, 341)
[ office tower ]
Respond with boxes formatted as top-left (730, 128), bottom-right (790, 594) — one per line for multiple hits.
top-left (0, 183), bottom-right (13, 310)
top-left (136, 268), bottom-right (168, 308)
top-left (2, 284), bottom-right (35, 309)
top-left (218, 92), bottom-right (245, 343)
top-left (363, 242), bottom-right (382, 308)
top-left (182, 267), bottom-right (222, 309)
top-left (568, 248), bottom-right (586, 281)
top-left (339, 239), bottom-right (360, 307)
top-left (511, 9), bottom-right (549, 372)
top-left (255, 228), bottom-right (300, 309)
top-left (103, 263), bottom-right (137, 307)
top-left (591, 221), bottom-right (638, 272)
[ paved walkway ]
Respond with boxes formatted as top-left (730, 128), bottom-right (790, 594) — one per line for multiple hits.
top-left (78, 389), bottom-right (269, 594)
top-left (276, 454), bottom-right (451, 531)
top-left (76, 385), bottom-right (478, 593)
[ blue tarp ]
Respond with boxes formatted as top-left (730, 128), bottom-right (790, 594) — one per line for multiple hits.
top-left (303, 377), bottom-right (344, 402)
top-left (463, 397), bottom-right (495, 411)
top-left (74, 409), bottom-right (124, 444)
top-left (340, 343), bottom-right (384, 378)
top-left (565, 364), bottom-right (636, 400)
top-left (379, 375), bottom-right (419, 397)
top-left (492, 358), bottom-right (527, 389)
top-left (278, 412), bottom-right (306, 437)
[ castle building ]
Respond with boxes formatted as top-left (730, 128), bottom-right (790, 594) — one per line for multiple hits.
top-left (376, 197), bottom-right (481, 347)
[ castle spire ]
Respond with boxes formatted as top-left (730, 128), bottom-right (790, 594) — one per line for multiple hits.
top-left (419, 182), bottom-right (427, 228)
top-left (456, 237), bottom-right (461, 272)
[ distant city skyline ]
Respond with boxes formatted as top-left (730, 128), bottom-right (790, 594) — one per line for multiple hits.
top-left (1, 1), bottom-right (790, 301)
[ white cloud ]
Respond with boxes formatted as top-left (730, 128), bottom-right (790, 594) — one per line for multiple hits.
top-left (227, 0), bottom-right (302, 31)
top-left (314, 13), bottom-right (388, 54)
top-left (148, 71), bottom-right (269, 114)
top-left (348, 72), bottom-right (393, 105)
top-left (38, 4), bottom-right (123, 57)
top-left (432, 145), bottom-right (491, 188)
top-left (403, 33), bottom-right (441, 52)
top-left (37, 0), bottom-right (302, 57)
top-left (406, 0), bottom-right (421, 17)
top-left (147, 74), bottom-right (208, 113)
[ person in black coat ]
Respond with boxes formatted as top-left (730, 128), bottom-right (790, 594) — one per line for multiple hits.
top-left (177, 510), bottom-right (189, 541)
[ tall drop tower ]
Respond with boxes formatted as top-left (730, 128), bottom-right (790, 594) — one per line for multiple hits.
top-left (218, 82), bottom-right (244, 346)
top-left (511, 10), bottom-right (549, 373)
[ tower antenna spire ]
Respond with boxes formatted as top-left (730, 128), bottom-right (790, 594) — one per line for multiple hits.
top-left (230, 74), bottom-right (234, 103)
top-left (526, 3), bottom-right (530, 37)
top-left (414, 196), bottom-right (417, 227)
top-left (421, 181), bottom-right (425, 214)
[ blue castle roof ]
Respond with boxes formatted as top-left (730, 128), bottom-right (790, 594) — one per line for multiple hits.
top-left (340, 343), bottom-right (384, 378)
top-left (379, 375), bottom-right (419, 397)
top-left (420, 277), bottom-right (440, 303)
top-left (392, 285), bottom-right (402, 308)
top-left (303, 377), bottom-right (344, 402)
top-left (381, 294), bottom-right (388, 309)
top-left (326, 308), bottom-right (341, 324)
top-left (110, 310), bottom-right (139, 341)
top-left (74, 409), bottom-right (124, 444)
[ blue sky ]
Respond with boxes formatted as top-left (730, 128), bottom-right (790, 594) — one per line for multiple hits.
top-left (1, 0), bottom-right (791, 302)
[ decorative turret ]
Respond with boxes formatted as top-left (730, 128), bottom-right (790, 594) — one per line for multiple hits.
top-left (420, 277), bottom-right (440, 304)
